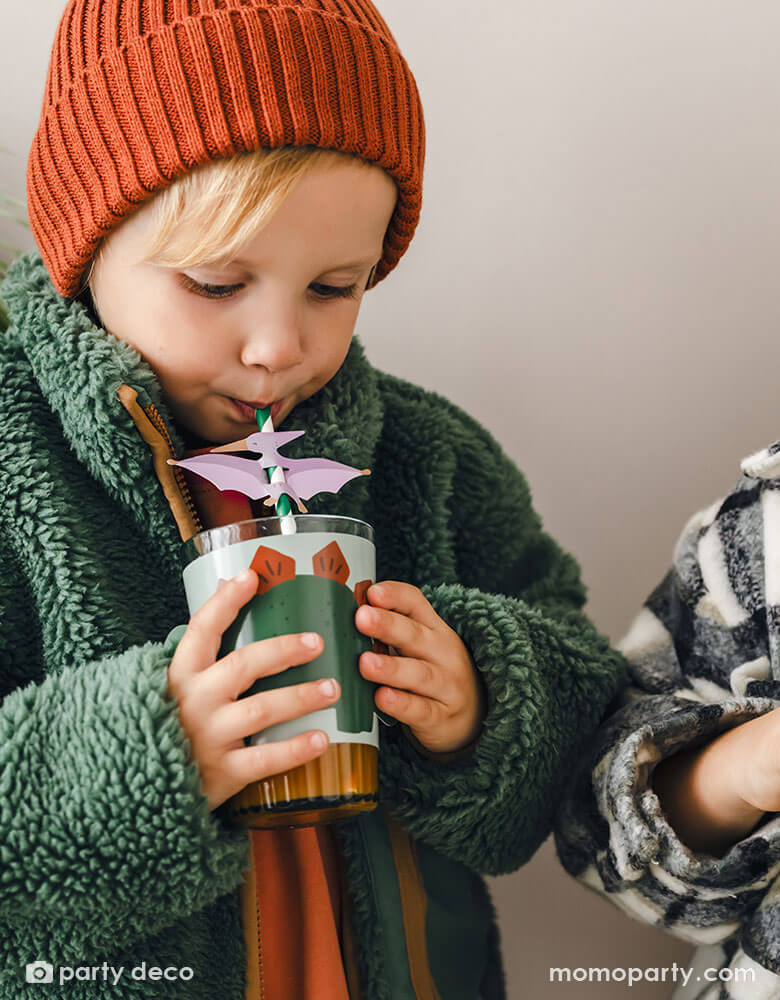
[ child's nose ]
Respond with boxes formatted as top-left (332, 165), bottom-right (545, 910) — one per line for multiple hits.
top-left (240, 319), bottom-right (305, 372)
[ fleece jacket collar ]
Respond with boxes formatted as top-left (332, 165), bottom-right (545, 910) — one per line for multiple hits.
top-left (1, 251), bottom-right (384, 569)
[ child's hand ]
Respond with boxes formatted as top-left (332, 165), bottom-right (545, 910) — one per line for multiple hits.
top-left (652, 705), bottom-right (780, 856)
top-left (167, 569), bottom-right (340, 812)
top-left (355, 581), bottom-right (486, 755)
top-left (733, 706), bottom-right (780, 814)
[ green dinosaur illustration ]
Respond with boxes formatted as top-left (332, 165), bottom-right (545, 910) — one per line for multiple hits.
top-left (220, 575), bottom-right (375, 734)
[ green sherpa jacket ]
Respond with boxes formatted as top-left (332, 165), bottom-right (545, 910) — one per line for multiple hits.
top-left (0, 251), bottom-right (626, 998)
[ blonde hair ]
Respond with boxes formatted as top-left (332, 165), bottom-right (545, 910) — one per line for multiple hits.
top-left (84, 145), bottom-right (378, 294)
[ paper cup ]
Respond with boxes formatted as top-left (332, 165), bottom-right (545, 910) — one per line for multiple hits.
top-left (182, 515), bottom-right (379, 827)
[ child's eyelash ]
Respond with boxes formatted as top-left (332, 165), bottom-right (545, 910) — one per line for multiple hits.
top-left (178, 275), bottom-right (239, 299)
top-left (309, 282), bottom-right (360, 301)
top-left (178, 274), bottom-right (359, 301)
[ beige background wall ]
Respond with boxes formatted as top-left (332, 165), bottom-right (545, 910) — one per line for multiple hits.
top-left (6, 1), bottom-right (780, 996)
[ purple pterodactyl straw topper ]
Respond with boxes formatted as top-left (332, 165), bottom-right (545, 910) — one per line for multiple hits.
top-left (166, 427), bottom-right (371, 522)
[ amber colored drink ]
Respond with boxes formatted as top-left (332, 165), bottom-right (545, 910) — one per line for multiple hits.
top-left (224, 742), bottom-right (378, 828)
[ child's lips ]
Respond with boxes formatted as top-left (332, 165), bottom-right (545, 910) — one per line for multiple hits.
top-left (229, 397), bottom-right (282, 421)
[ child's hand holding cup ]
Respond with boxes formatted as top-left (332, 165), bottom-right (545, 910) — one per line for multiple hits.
top-left (166, 567), bottom-right (341, 813)
top-left (176, 515), bottom-right (381, 828)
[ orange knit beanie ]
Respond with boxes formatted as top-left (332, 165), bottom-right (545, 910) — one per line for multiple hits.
top-left (27, 0), bottom-right (425, 299)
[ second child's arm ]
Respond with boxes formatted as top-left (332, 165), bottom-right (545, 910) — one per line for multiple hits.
top-left (554, 486), bottom-right (780, 949)
top-left (653, 706), bottom-right (780, 857)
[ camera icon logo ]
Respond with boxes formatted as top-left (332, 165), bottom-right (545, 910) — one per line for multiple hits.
top-left (25, 962), bottom-right (54, 984)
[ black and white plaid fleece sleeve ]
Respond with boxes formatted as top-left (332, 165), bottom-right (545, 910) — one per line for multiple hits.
top-left (554, 460), bottom-right (780, 990)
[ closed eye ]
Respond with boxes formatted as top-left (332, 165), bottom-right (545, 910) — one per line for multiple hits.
top-left (309, 282), bottom-right (359, 301)
top-left (178, 274), bottom-right (243, 299)
top-left (178, 274), bottom-right (360, 302)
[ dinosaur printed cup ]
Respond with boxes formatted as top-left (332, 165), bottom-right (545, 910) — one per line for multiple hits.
top-left (182, 515), bottom-right (379, 828)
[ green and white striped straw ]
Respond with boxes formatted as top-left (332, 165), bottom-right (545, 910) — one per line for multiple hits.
top-left (256, 406), bottom-right (297, 534)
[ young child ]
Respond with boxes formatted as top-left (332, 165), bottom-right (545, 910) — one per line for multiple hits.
top-left (0, 1), bottom-right (626, 997)
top-left (555, 443), bottom-right (780, 996)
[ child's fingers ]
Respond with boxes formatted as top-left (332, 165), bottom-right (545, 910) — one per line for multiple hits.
top-left (355, 604), bottom-right (431, 660)
top-left (169, 569), bottom-right (260, 682)
top-left (367, 581), bottom-right (442, 629)
top-left (373, 685), bottom-right (444, 730)
top-left (201, 631), bottom-right (324, 707)
top-left (359, 651), bottom-right (449, 704)
top-left (209, 677), bottom-right (340, 746)
top-left (216, 730), bottom-right (330, 806)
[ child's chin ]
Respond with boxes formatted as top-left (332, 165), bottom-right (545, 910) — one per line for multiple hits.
top-left (176, 420), bottom-right (221, 451)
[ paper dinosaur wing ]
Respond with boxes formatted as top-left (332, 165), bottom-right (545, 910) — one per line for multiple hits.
top-left (285, 458), bottom-right (369, 500)
top-left (243, 430), bottom-right (305, 467)
top-left (169, 455), bottom-right (273, 499)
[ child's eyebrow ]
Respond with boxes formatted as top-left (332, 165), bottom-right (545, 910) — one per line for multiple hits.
top-left (218, 255), bottom-right (378, 272)
top-left (322, 256), bottom-right (378, 271)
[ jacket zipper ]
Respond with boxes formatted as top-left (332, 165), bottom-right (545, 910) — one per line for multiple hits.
top-left (142, 401), bottom-right (205, 535)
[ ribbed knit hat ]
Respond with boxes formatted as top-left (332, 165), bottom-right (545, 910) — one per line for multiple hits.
top-left (27, 0), bottom-right (425, 299)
